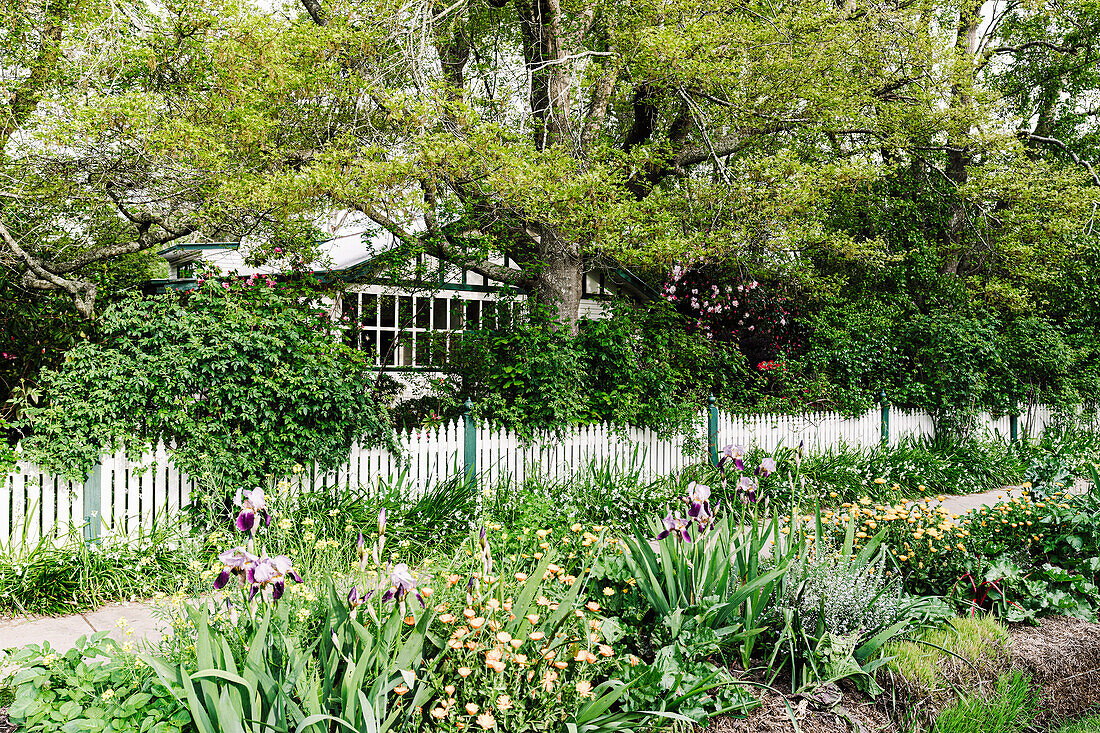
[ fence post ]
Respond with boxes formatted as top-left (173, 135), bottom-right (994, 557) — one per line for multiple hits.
top-left (463, 399), bottom-right (476, 486)
top-left (879, 391), bottom-right (890, 447)
top-left (83, 460), bottom-right (102, 542)
top-left (1010, 409), bottom-right (1019, 443)
top-left (708, 394), bottom-right (718, 467)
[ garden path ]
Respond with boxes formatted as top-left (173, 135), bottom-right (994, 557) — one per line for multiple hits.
top-left (0, 601), bottom-right (162, 655)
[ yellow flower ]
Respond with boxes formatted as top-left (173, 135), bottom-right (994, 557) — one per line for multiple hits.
top-left (603, 587), bottom-right (615, 596)
top-left (431, 708), bottom-right (447, 719)
top-left (571, 523), bottom-right (583, 532)
top-left (445, 685), bottom-right (455, 695)
top-left (394, 684), bottom-right (409, 695)
top-left (526, 613), bottom-right (540, 624)
top-left (466, 703), bottom-right (480, 715)
top-left (536, 529), bottom-right (550, 539)
top-left (586, 601), bottom-right (600, 612)
top-left (458, 667), bottom-right (472, 678)
top-left (476, 713), bottom-right (496, 729)
top-left (576, 680), bottom-right (594, 698)
top-left (497, 695), bottom-right (512, 710)
top-left (530, 631), bottom-right (546, 641)
top-left (496, 632), bottom-right (512, 643)
top-left (873, 478), bottom-right (886, 485)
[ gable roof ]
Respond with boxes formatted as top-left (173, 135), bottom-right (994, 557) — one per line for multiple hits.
top-left (145, 234), bottom-right (659, 302)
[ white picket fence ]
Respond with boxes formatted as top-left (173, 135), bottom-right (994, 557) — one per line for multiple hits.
top-left (715, 405), bottom-right (1057, 452)
top-left (0, 403), bottom-right (1084, 545)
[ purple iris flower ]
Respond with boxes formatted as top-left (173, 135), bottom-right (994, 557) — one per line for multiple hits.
top-left (380, 563), bottom-right (424, 607)
top-left (684, 482), bottom-right (714, 523)
top-left (356, 531), bottom-right (369, 570)
top-left (758, 457), bottom-right (777, 477)
top-left (213, 546), bottom-right (259, 590)
top-left (479, 526), bottom-right (494, 577)
top-left (249, 554), bottom-right (303, 601)
top-left (656, 510), bottom-right (693, 543)
top-left (234, 488), bottom-right (271, 533)
top-left (737, 476), bottom-right (759, 504)
top-left (719, 444), bottom-right (746, 472)
top-left (347, 585), bottom-right (373, 609)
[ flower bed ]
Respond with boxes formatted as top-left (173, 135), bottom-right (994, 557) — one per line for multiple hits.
top-left (6, 438), bottom-right (1100, 732)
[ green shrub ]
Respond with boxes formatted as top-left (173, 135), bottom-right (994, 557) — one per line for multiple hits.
top-left (6, 634), bottom-right (190, 733)
top-left (23, 274), bottom-right (392, 493)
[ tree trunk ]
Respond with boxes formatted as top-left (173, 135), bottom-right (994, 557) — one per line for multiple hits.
top-left (941, 1), bottom-right (982, 276)
top-left (524, 226), bottom-right (583, 334)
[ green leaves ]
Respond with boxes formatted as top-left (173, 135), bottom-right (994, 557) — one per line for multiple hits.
top-left (7, 634), bottom-right (189, 733)
top-left (24, 278), bottom-right (393, 491)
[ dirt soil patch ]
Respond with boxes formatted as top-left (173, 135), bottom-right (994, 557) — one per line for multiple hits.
top-left (704, 681), bottom-right (895, 733)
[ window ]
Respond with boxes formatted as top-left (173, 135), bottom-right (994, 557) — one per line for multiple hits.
top-left (345, 289), bottom-right (512, 367)
top-left (449, 298), bottom-right (464, 329)
top-left (415, 297), bottom-right (431, 329)
top-left (433, 298), bottom-right (448, 330)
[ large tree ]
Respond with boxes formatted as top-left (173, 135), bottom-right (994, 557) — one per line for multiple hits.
top-left (4, 0), bottom-right (1099, 332)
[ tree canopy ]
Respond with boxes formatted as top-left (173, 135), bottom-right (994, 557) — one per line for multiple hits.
top-left (2, 0), bottom-right (1098, 331)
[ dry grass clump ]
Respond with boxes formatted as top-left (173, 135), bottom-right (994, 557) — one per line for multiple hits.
top-left (1010, 615), bottom-right (1100, 727)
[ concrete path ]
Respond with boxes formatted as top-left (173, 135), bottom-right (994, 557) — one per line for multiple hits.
top-left (938, 486), bottom-right (1027, 517)
top-left (0, 601), bottom-right (164, 654)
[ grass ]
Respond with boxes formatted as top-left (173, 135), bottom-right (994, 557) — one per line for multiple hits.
top-left (885, 614), bottom-right (1010, 686)
top-left (1058, 714), bottom-right (1100, 733)
top-left (932, 671), bottom-right (1037, 733)
top-left (0, 517), bottom-right (202, 616)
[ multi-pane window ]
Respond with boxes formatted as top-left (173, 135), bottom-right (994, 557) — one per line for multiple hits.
top-left (342, 291), bottom-right (514, 367)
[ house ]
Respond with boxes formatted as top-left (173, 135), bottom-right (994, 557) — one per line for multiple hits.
top-left (146, 232), bottom-right (656, 371)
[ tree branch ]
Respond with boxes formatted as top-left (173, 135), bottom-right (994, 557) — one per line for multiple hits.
top-left (1027, 134), bottom-right (1100, 186)
top-left (299, 0), bottom-right (327, 26)
top-left (989, 40), bottom-right (1081, 56)
top-left (0, 218), bottom-right (97, 319)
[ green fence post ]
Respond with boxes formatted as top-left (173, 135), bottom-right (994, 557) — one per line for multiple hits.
top-left (708, 394), bottom-right (718, 467)
top-left (880, 391), bottom-right (890, 447)
top-left (463, 399), bottom-right (476, 486)
top-left (1010, 409), bottom-right (1019, 443)
top-left (83, 460), bottom-right (102, 542)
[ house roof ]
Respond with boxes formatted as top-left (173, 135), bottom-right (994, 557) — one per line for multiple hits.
top-left (146, 231), bottom-right (659, 301)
